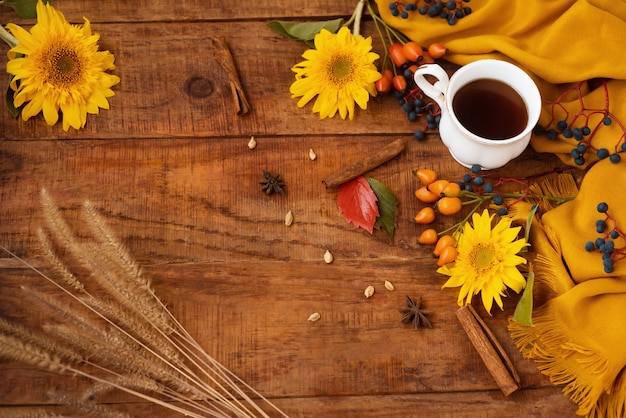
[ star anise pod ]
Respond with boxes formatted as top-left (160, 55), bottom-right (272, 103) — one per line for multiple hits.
top-left (259, 170), bottom-right (285, 195)
top-left (399, 295), bottom-right (433, 329)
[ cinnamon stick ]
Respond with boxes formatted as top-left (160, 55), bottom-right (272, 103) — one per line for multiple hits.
top-left (455, 305), bottom-right (521, 396)
top-left (322, 139), bottom-right (405, 188)
top-left (212, 37), bottom-right (250, 115)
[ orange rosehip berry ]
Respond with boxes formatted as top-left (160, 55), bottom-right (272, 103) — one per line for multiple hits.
top-left (442, 182), bottom-right (461, 197)
top-left (434, 234), bottom-right (456, 256)
top-left (427, 179), bottom-right (450, 196)
top-left (392, 74), bottom-right (407, 92)
top-left (437, 197), bottom-right (463, 215)
top-left (418, 228), bottom-right (439, 245)
top-left (437, 245), bottom-right (458, 266)
top-left (415, 168), bottom-right (437, 186)
top-left (375, 76), bottom-right (392, 93)
top-left (428, 42), bottom-right (448, 59)
top-left (388, 43), bottom-right (408, 67)
top-left (414, 186), bottom-right (439, 203)
top-left (414, 207), bottom-right (436, 224)
top-left (402, 41), bottom-right (423, 62)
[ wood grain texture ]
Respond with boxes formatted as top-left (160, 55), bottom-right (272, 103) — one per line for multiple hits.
top-left (0, 0), bottom-right (359, 23)
top-left (0, 0), bottom-right (579, 416)
top-left (0, 19), bottom-right (420, 140)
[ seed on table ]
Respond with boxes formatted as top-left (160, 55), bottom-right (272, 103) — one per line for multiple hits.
top-left (308, 312), bottom-right (321, 322)
top-left (364, 285), bottom-right (375, 298)
top-left (323, 250), bottom-right (333, 264)
top-left (384, 280), bottom-right (395, 291)
top-left (284, 210), bottom-right (294, 226)
top-left (309, 148), bottom-right (317, 161)
top-left (247, 136), bottom-right (257, 149)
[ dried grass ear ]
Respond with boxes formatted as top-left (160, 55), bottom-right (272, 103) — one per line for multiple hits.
top-left (0, 190), bottom-right (289, 418)
top-left (80, 199), bottom-right (172, 334)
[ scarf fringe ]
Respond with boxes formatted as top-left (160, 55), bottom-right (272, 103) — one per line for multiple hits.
top-left (532, 225), bottom-right (574, 305)
top-left (529, 172), bottom-right (580, 212)
top-left (501, 171), bottom-right (578, 224)
top-left (590, 370), bottom-right (626, 418)
top-left (509, 316), bottom-right (625, 417)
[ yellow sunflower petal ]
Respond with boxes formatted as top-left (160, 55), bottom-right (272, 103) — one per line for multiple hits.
top-left (60, 102), bottom-right (80, 130)
top-left (21, 93), bottom-right (45, 121)
top-left (81, 17), bottom-right (93, 37)
top-left (6, 24), bottom-right (40, 53)
top-left (441, 272), bottom-right (466, 289)
top-left (42, 99), bottom-right (60, 126)
top-left (87, 89), bottom-right (110, 113)
top-left (501, 267), bottom-right (527, 292)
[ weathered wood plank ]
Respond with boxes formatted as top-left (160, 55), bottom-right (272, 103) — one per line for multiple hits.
top-left (0, 261), bottom-right (576, 417)
top-left (0, 388), bottom-right (578, 417)
top-left (0, 0), bottom-right (358, 24)
top-left (0, 136), bottom-right (560, 263)
top-left (0, 19), bottom-right (418, 140)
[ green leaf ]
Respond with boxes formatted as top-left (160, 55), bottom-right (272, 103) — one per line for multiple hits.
top-left (266, 18), bottom-right (343, 47)
top-left (366, 177), bottom-right (398, 240)
top-left (512, 271), bottom-right (534, 326)
top-left (5, 77), bottom-right (20, 118)
top-left (3, 0), bottom-right (51, 19)
top-left (524, 204), bottom-right (539, 243)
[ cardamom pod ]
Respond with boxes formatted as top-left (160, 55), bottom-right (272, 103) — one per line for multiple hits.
top-left (308, 312), bottom-right (321, 322)
top-left (284, 210), bottom-right (294, 227)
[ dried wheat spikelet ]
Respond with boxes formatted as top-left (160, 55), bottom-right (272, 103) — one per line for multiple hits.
top-left (0, 189), bottom-right (289, 418)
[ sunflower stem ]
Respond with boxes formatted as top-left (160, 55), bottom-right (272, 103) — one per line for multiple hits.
top-left (0, 24), bottom-right (18, 48)
top-left (350, 0), bottom-right (366, 37)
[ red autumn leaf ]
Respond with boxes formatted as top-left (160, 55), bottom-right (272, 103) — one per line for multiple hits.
top-left (337, 176), bottom-right (379, 233)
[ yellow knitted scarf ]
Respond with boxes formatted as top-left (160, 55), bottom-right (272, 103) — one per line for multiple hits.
top-left (376, 0), bottom-right (626, 168)
top-left (374, 1), bottom-right (626, 416)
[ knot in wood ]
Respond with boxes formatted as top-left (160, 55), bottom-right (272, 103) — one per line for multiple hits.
top-left (185, 76), bottom-right (213, 98)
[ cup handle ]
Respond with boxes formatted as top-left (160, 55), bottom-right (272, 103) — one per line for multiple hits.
top-left (413, 64), bottom-right (449, 109)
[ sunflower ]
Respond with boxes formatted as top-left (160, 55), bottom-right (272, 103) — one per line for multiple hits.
top-left (437, 210), bottom-right (529, 314)
top-left (6, 0), bottom-right (120, 131)
top-left (290, 26), bottom-right (381, 120)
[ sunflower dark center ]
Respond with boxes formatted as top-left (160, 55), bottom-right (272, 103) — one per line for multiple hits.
top-left (46, 45), bottom-right (83, 86)
top-left (328, 55), bottom-right (354, 84)
top-left (470, 244), bottom-right (496, 273)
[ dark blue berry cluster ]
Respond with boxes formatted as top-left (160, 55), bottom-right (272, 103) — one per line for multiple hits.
top-left (458, 164), bottom-right (509, 216)
top-left (455, 165), bottom-right (575, 219)
top-left (388, 1), bottom-right (417, 19)
top-left (389, 70), bottom-right (441, 140)
top-left (533, 80), bottom-right (626, 166)
top-left (584, 202), bottom-right (625, 273)
top-left (388, 0), bottom-right (472, 25)
top-left (534, 117), bottom-right (624, 166)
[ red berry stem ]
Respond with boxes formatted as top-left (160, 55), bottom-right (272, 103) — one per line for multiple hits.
top-left (538, 79), bottom-right (626, 165)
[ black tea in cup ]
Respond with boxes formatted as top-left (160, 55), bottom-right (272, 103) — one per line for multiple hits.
top-left (452, 79), bottom-right (528, 140)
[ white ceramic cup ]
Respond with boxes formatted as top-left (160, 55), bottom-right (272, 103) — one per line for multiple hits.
top-left (414, 59), bottom-right (541, 170)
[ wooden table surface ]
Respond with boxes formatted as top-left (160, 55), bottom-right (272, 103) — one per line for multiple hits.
top-left (0, 1), bottom-right (580, 416)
